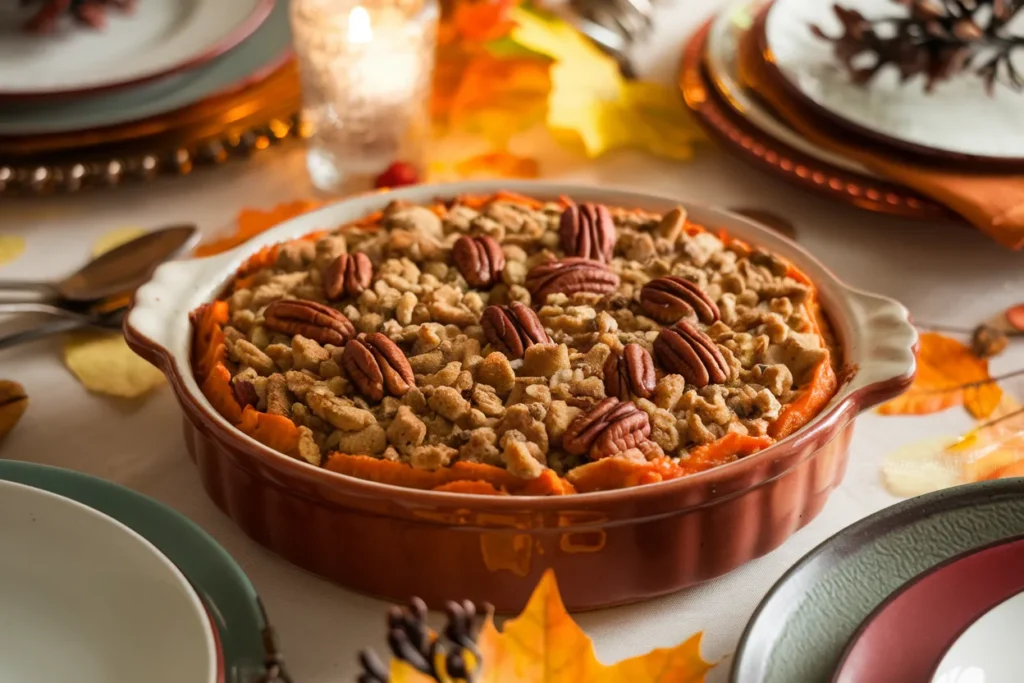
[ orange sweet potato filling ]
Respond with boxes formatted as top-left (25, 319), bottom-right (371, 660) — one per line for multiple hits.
top-left (193, 193), bottom-right (841, 495)
top-left (769, 360), bottom-right (838, 440)
top-left (324, 454), bottom-right (577, 495)
top-left (238, 406), bottom-right (301, 456)
top-left (432, 480), bottom-right (506, 495)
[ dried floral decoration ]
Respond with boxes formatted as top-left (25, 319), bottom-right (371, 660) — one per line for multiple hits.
top-left (813, 0), bottom-right (1024, 93)
top-left (0, 381), bottom-right (28, 443)
top-left (360, 569), bottom-right (715, 682)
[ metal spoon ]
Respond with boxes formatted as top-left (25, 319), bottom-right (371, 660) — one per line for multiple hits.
top-left (0, 305), bottom-right (127, 350)
top-left (0, 224), bottom-right (198, 303)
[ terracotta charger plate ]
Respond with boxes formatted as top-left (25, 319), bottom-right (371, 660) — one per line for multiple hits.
top-left (833, 535), bottom-right (1024, 683)
top-left (761, 0), bottom-right (1024, 170)
top-left (730, 479), bottom-right (1024, 683)
top-left (678, 17), bottom-right (949, 221)
top-left (702, 0), bottom-right (878, 179)
top-left (0, 0), bottom-right (276, 101)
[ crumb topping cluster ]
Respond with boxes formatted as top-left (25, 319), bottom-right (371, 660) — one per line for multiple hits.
top-left (195, 193), bottom-right (838, 493)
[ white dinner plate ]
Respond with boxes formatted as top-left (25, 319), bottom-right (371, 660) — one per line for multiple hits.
top-left (0, 480), bottom-right (218, 683)
top-left (0, 0), bottom-right (275, 99)
top-left (932, 591), bottom-right (1024, 683)
top-left (765, 0), bottom-right (1024, 164)
top-left (0, 0), bottom-right (291, 136)
top-left (703, 0), bottom-right (879, 178)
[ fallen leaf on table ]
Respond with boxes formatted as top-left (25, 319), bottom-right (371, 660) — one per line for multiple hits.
top-left (882, 396), bottom-right (1024, 498)
top-left (193, 200), bottom-right (322, 257)
top-left (877, 331), bottom-right (1002, 419)
top-left (0, 235), bottom-right (26, 266)
top-left (0, 380), bottom-right (28, 443)
top-left (63, 332), bottom-right (165, 399)
top-left (385, 569), bottom-right (715, 682)
top-left (91, 226), bottom-right (144, 257)
top-left (507, 8), bottom-right (704, 160)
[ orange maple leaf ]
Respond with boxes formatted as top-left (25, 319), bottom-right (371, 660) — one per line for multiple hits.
top-left (878, 332), bottom-right (1002, 419)
top-left (193, 200), bottom-right (322, 257)
top-left (390, 570), bottom-right (715, 682)
top-left (452, 0), bottom-right (518, 43)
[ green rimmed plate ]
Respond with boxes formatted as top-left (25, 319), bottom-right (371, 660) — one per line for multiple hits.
top-left (0, 461), bottom-right (275, 683)
top-left (732, 479), bottom-right (1024, 682)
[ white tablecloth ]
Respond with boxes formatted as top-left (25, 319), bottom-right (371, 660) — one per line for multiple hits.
top-left (2, 2), bottom-right (1024, 680)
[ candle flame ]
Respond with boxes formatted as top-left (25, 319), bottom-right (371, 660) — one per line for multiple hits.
top-left (348, 6), bottom-right (372, 43)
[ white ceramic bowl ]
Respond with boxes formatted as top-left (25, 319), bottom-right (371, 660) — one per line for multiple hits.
top-left (0, 480), bottom-right (218, 683)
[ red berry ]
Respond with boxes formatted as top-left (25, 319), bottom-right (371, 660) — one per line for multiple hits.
top-left (374, 161), bottom-right (420, 189)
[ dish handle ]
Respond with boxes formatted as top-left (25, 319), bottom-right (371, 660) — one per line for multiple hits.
top-left (839, 286), bottom-right (918, 410)
top-left (124, 253), bottom-right (237, 372)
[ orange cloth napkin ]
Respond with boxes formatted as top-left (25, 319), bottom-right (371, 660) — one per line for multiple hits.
top-left (738, 11), bottom-right (1024, 250)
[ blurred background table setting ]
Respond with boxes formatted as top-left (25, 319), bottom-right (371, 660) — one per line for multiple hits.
top-left (4, 0), bottom-right (1024, 682)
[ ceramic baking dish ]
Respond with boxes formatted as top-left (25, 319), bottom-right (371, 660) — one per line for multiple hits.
top-left (125, 181), bottom-right (917, 612)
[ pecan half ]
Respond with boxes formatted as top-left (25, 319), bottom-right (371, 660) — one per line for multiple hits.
top-left (453, 235), bottom-right (505, 288)
top-left (559, 202), bottom-right (615, 262)
top-left (343, 333), bottom-right (415, 401)
top-left (525, 257), bottom-right (620, 304)
top-left (264, 300), bottom-right (355, 346)
top-left (481, 302), bottom-right (550, 360)
top-left (640, 276), bottom-right (720, 325)
top-left (603, 343), bottom-right (656, 400)
top-left (324, 253), bottom-right (373, 299)
top-left (232, 379), bottom-right (259, 408)
top-left (562, 397), bottom-right (652, 459)
top-left (653, 320), bottom-right (729, 388)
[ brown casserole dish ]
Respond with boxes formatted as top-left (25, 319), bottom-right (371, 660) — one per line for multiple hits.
top-left (125, 181), bottom-right (916, 612)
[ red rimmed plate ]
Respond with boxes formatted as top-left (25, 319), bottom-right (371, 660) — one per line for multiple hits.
top-left (678, 18), bottom-right (951, 221)
top-left (0, 0), bottom-right (275, 101)
top-left (761, 0), bottom-right (1024, 170)
top-left (834, 536), bottom-right (1024, 683)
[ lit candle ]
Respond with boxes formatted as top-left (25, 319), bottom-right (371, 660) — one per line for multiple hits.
top-left (345, 7), bottom-right (420, 104)
top-left (290, 0), bottom-right (438, 192)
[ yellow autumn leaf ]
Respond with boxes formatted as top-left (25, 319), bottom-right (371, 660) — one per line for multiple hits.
top-left (63, 331), bottom-right (165, 399)
top-left (0, 234), bottom-right (26, 266)
top-left (508, 8), bottom-right (703, 160)
top-left (389, 569), bottom-right (715, 682)
top-left (91, 226), bottom-right (145, 257)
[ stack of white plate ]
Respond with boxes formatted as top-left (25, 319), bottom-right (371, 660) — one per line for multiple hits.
top-left (0, 461), bottom-right (275, 682)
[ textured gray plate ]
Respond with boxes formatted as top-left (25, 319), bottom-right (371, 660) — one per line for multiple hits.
top-left (0, 0), bottom-right (290, 136)
top-left (732, 479), bottom-right (1024, 682)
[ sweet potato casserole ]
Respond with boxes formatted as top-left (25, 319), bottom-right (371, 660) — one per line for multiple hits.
top-left (191, 192), bottom-right (840, 495)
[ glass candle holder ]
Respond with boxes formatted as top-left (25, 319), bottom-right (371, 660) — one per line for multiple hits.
top-left (290, 0), bottom-right (438, 192)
